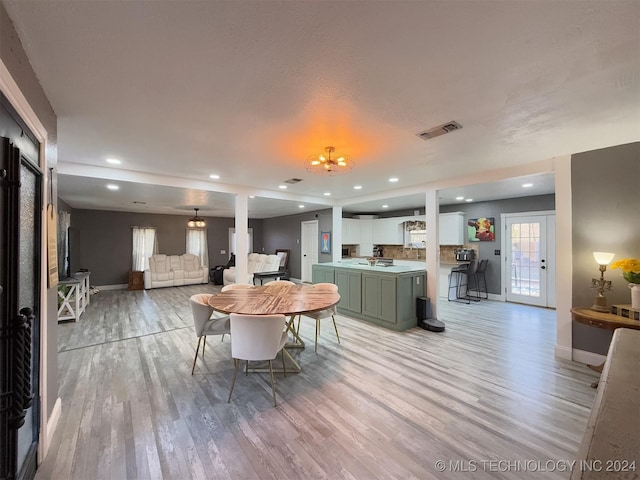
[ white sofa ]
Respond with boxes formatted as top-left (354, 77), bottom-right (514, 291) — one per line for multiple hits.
top-left (223, 253), bottom-right (281, 286)
top-left (144, 253), bottom-right (208, 289)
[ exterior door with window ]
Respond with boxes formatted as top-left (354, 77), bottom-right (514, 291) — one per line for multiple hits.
top-left (1, 131), bottom-right (42, 480)
top-left (504, 213), bottom-right (556, 307)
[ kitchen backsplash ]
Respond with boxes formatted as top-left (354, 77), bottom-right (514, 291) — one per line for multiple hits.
top-left (374, 244), bottom-right (479, 262)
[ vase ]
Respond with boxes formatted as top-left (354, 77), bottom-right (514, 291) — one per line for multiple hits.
top-left (630, 283), bottom-right (640, 310)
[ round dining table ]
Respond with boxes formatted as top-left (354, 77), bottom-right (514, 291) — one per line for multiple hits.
top-left (208, 283), bottom-right (340, 372)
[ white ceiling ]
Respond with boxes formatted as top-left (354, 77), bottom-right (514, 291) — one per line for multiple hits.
top-left (3, 1), bottom-right (639, 218)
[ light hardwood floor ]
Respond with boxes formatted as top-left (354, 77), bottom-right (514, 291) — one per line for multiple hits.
top-left (37, 285), bottom-right (598, 480)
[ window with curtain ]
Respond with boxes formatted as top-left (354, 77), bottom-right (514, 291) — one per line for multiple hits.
top-left (186, 228), bottom-right (209, 268)
top-left (132, 227), bottom-right (158, 271)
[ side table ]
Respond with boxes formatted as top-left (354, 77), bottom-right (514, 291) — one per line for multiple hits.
top-left (128, 271), bottom-right (144, 290)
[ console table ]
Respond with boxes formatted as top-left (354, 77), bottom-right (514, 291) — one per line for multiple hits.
top-left (57, 272), bottom-right (90, 322)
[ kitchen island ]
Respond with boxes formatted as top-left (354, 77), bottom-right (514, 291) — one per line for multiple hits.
top-left (312, 261), bottom-right (426, 331)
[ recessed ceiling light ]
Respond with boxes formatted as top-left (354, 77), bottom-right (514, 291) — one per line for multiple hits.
top-left (298, 205), bottom-right (305, 208)
top-left (382, 204), bottom-right (389, 208)
top-left (522, 183), bottom-right (533, 188)
top-left (209, 174), bottom-right (220, 180)
top-left (106, 184), bottom-right (119, 191)
top-left (389, 177), bottom-right (399, 183)
top-left (249, 195), bottom-right (255, 199)
top-left (456, 196), bottom-right (464, 201)
top-left (465, 198), bottom-right (473, 202)
top-left (323, 192), bottom-right (331, 196)
top-left (353, 185), bottom-right (363, 190)
top-left (106, 158), bottom-right (121, 165)
top-left (278, 185), bottom-right (287, 189)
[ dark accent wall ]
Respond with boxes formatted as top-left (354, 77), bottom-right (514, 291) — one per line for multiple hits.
top-left (262, 209), bottom-right (333, 279)
top-left (71, 209), bottom-right (263, 285)
top-left (1, 3), bottom-right (59, 418)
top-left (571, 142), bottom-right (640, 355)
top-left (440, 194), bottom-right (555, 294)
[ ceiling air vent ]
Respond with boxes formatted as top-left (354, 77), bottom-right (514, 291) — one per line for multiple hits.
top-left (284, 178), bottom-right (303, 184)
top-left (416, 121), bottom-right (462, 140)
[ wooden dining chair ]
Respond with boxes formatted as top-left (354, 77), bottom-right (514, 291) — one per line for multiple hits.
top-left (227, 313), bottom-right (288, 406)
top-left (189, 294), bottom-right (231, 375)
top-left (297, 283), bottom-right (341, 352)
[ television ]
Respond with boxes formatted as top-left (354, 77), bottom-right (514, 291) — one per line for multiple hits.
top-left (65, 227), bottom-right (81, 279)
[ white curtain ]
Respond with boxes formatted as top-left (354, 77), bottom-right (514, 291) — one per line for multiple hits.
top-left (186, 229), bottom-right (209, 267)
top-left (132, 227), bottom-right (158, 271)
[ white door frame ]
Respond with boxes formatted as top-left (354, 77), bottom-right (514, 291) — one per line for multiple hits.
top-left (501, 210), bottom-right (556, 308)
top-left (300, 220), bottom-right (318, 283)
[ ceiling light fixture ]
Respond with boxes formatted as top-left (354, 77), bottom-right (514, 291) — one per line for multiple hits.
top-left (305, 146), bottom-right (353, 176)
top-left (323, 192), bottom-right (331, 196)
top-left (456, 196), bottom-right (464, 201)
top-left (353, 185), bottom-right (363, 190)
top-left (522, 183), bottom-right (533, 188)
top-left (278, 185), bottom-right (287, 189)
top-left (465, 198), bottom-right (473, 202)
top-left (209, 174), bottom-right (220, 180)
top-left (187, 208), bottom-right (206, 228)
top-left (106, 158), bottom-right (121, 165)
top-left (382, 205), bottom-right (389, 209)
top-left (106, 184), bottom-right (119, 191)
top-left (298, 205), bottom-right (305, 208)
top-left (389, 177), bottom-right (399, 183)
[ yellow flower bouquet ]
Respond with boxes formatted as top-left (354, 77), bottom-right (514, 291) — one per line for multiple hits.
top-left (610, 258), bottom-right (640, 284)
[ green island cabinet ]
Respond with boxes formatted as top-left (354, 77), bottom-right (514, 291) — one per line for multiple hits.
top-left (311, 262), bottom-right (426, 331)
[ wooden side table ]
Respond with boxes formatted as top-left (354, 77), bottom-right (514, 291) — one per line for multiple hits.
top-left (571, 307), bottom-right (640, 387)
top-left (128, 271), bottom-right (144, 290)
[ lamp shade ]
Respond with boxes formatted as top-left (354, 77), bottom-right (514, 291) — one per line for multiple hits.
top-left (593, 252), bottom-right (615, 265)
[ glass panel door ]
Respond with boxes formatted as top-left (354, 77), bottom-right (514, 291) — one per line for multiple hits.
top-left (506, 216), bottom-right (547, 307)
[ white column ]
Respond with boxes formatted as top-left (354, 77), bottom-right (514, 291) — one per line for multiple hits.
top-left (424, 188), bottom-right (439, 319)
top-left (234, 194), bottom-right (249, 284)
top-left (332, 206), bottom-right (343, 263)
top-left (554, 155), bottom-right (573, 360)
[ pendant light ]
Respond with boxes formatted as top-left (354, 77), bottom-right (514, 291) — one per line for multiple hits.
top-left (187, 208), bottom-right (206, 228)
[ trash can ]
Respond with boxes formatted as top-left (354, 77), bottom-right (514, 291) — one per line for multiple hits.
top-left (416, 296), bottom-right (445, 332)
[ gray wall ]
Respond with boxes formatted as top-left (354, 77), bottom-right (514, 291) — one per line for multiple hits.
top-left (1, 3), bottom-right (59, 417)
top-left (571, 142), bottom-right (640, 355)
top-left (262, 209), bottom-right (333, 279)
top-left (439, 195), bottom-right (557, 294)
top-left (70, 209), bottom-right (264, 285)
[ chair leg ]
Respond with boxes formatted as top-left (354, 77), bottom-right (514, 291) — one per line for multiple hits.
top-left (315, 319), bottom-right (319, 353)
top-left (268, 359), bottom-right (277, 406)
top-left (245, 360), bottom-right (249, 376)
top-left (191, 336), bottom-right (202, 375)
top-left (202, 336), bottom-right (207, 357)
top-left (281, 348), bottom-right (287, 377)
top-left (228, 358), bottom-right (240, 403)
top-left (221, 334), bottom-right (225, 342)
top-left (332, 315), bottom-right (341, 344)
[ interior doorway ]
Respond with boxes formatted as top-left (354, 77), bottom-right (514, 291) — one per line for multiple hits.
top-left (502, 211), bottom-right (556, 308)
top-left (300, 220), bottom-right (318, 283)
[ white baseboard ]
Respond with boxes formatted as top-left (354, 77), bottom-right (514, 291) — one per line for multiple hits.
top-left (95, 283), bottom-right (128, 291)
top-left (572, 348), bottom-right (607, 366)
top-left (554, 344), bottom-right (572, 361)
top-left (487, 293), bottom-right (503, 301)
top-left (39, 396), bottom-right (61, 462)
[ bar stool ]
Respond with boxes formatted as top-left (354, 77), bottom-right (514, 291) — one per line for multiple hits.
top-left (474, 259), bottom-right (489, 300)
top-left (448, 260), bottom-right (479, 304)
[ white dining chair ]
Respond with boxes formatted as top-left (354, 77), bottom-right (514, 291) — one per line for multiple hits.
top-left (264, 280), bottom-right (295, 287)
top-left (221, 283), bottom-right (255, 292)
top-left (297, 283), bottom-right (341, 352)
top-left (227, 313), bottom-right (288, 406)
top-left (190, 293), bottom-right (231, 375)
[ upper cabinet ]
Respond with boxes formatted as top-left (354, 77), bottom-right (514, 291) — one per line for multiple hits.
top-left (372, 217), bottom-right (404, 245)
top-left (342, 218), bottom-right (361, 244)
top-left (439, 212), bottom-right (465, 245)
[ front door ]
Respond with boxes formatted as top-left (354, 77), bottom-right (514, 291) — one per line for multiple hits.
top-left (504, 213), bottom-right (556, 308)
top-left (1, 97), bottom-right (42, 480)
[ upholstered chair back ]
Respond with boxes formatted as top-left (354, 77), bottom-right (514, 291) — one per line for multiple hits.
top-left (190, 293), bottom-right (214, 337)
top-left (229, 313), bottom-right (286, 361)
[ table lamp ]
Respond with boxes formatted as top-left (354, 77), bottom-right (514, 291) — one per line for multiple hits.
top-left (590, 251), bottom-right (615, 312)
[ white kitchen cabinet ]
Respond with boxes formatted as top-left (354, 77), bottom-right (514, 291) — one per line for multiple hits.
top-left (359, 218), bottom-right (373, 243)
top-left (342, 218), bottom-right (361, 244)
top-left (372, 218), bottom-right (404, 244)
top-left (439, 212), bottom-right (465, 245)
